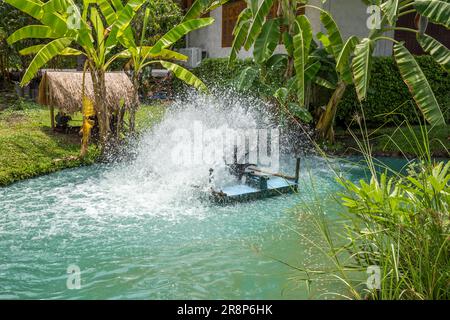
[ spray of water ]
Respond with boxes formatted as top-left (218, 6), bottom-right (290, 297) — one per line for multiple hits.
top-left (94, 91), bottom-right (279, 217)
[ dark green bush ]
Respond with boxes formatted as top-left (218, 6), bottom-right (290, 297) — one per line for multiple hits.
top-left (174, 56), bottom-right (450, 126)
top-left (337, 56), bottom-right (450, 126)
top-left (172, 57), bottom-right (285, 97)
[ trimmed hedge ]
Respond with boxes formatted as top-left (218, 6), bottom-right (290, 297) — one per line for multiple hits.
top-left (337, 56), bottom-right (450, 126)
top-left (174, 56), bottom-right (450, 126)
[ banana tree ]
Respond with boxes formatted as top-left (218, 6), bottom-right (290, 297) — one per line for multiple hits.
top-left (306, 0), bottom-right (448, 142)
top-left (353, 0), bottom-right (448, 128)
top-left (183, 0), bottom-right (230, 21)
top-left (312, 8), bottom-right (360, 142)
top-left (115, 5), bottom-right (214, 133)
top-left (5, 0), bottom-right (149, 153)
top-left (229, 0), bottom-right (448, 142)
top-left (229, 0), bottom-right (323, 122)
top-left (309, 0), bottom-right (448, 142)
top-left (229, 0), bottom-right (302, 79)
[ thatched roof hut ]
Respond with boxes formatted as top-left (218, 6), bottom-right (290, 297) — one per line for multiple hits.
top-left (38, 70), bottom-right (136, 128)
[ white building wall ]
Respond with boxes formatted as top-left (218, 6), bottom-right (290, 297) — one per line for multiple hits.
top-left (186, 0), bottom-right (393, 59)
top-left (187, 6), bottom-right (278, 59)
top-left (324, 0), bottom-right (393, 56)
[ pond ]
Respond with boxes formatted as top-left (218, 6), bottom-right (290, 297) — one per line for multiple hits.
top-left (0, 156), bottom-right (409, 299)
top-left (0, 96), bottom-right (408, 299)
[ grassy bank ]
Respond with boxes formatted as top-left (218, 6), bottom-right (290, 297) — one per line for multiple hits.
top-left (0, 101), bottom-right (165, 186)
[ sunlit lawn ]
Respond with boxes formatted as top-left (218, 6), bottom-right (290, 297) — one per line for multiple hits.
top-left (0, 101), bottom-right (166, 186)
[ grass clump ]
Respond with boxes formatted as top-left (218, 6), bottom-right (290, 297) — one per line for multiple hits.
top-left (293, 117), bottom-right (449, 300)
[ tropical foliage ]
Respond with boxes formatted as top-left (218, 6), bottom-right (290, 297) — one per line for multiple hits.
top-left (327, 0), bottom-right (449, 141)
top-left (0, 1), bottom-right (38, 77)
top-left (315, 120), bottom-right (450, 300)
top-left (116, 7), bottom-right (213, 133)
top-left (132, 0), bottom-right (185, 47)
top-left (228, 0), bottom-right (323, 124)
top-left (339, 160), bottom-right (449, 299)
top-left (228, 0), bottom-right (449, 142)
top-left (4, 0), bottom-right (213, 155)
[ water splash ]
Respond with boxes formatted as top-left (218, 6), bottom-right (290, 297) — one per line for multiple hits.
top-left (94, 92), bottom-right (277, 218)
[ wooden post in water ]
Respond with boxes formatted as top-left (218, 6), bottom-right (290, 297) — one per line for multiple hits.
top-left (295, 158), bottom-right (301, 183)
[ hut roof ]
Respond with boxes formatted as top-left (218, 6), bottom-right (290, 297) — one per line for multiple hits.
top-left (38, 70), bottom-right (136, 114)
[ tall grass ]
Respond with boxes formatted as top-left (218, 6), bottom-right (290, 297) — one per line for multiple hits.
top-left (288, 111), bottom-right (449, 300)
top-left (321, 113), bottom-right (448, 299)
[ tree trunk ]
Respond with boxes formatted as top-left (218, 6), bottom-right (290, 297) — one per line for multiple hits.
top-left (285, 57), bottom-right (294, 79)
top-left (129, 73), bottom-right (140, 134)
top-left (316, 81), bottom-right (347, 143)
top-left (90, 68), bottom-right (111, 153)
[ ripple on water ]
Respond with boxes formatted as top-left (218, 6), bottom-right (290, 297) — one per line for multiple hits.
top-left (0, 95), bottom-right (400, 299)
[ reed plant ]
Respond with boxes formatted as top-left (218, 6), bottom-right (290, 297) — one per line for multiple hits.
top-left (292, 112), bottom-right (449, 300)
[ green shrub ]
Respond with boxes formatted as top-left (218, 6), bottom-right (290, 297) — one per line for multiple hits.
top-left (337, 56), bottom-right (450, 126)
top-left (301, 122), bottom-right (449, 300)
top-left (176, 56), bottom-right (450, 127)
top-left (172, 57), bottom-right (285, 97)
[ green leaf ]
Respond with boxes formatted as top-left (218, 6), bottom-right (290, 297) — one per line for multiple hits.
top-left (394, 42), bottom-right (445, 126)
top-left (140, 8), bottom-right (151, 47)
top-left (266, 54), bottom-right (288, 69)
top-left (111, 0), bottom-right (124, 11)
top-left (206, 0), bottom-right (230, 12)
top-left (296, 15), bottom-right (313, 63)
top-left (249, 0), bottom-right (259, 15)
top-left (229, 8), bottom-right (252, 65)
top-left (183, 0), bottom-right (211, 21)
top-left (98, 0), bottom-right (117, 25)
top-left (114, 0), bottom-right (146, 38)
top-left (244, 0), bottom-right (275, 50)
top-left (7, 25), bottom-right (57, 45)
top-left (293, 16), bottom-right (313, 107)
top-left (293, 19), bottom-right (305, 106)
top-left (117, 47), bottom-right (188, 61)
top-left (414, 0), bottom-right (450, 29)
top-left (150, 18), bottom-right (215, 55)
top-left (19, 44), bottom-right (81, 56)
top-left (19, 45), bottom-right (45, 55)
top-left (305, 61), bottom-right (322, 83)
top-left (352, 38), bottom-right (374, 101)
top-left (41, 0), bottom-right (71, 13)
top-left (288, 103), bottom-right (313, 123)
top-left (336, 36), bottom-right (359, 84)
top-left (417, 34), bottom-right (450, 72)
top-left (105, 0), bottom-right (145, 50)
top-left (237, 66), bottom-right (259, 91)
top-left (160, 61), bottom-right (208, 93)
top-left (316, 32), bottom-right (333, 56)
top-left (381, 0), bottom-right (399, 26)
top-left (319, 10), bottom-right (344, 60)
top-left (254, 19), bottom-right (280, 64)
top-left (314, 77), bottom-right (337, 90)
top-left (3, 0), bottom-right (43, 21)
top-left (283, 31), bottom-right (294, 57)
top-left (40, 11), bottom-right (68, 34)
top-left (21, 37), bottom-right (73, 86)
top-left (90, 7), bottom-right (105, 59)
top-left (274, 87), bottom-right (289, 105)
top-left (60, 47), bottom-right (84, 56)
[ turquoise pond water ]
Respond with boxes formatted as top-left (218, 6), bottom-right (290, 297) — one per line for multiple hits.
top-left (0, 156), bottom-right (408, 299)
